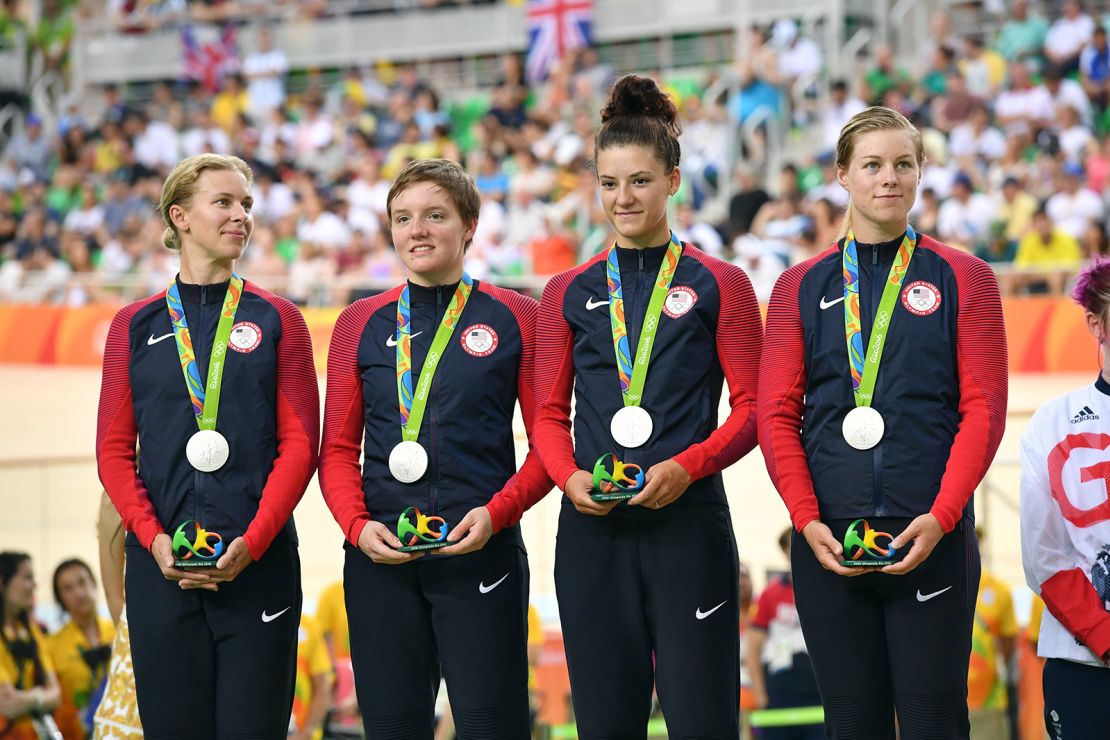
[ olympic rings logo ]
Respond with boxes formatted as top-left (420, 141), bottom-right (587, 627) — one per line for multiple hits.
top-left (592, 452), bottom-right (645, 494)
top-left (171, 520), bottom-right (225, 561)
top-left (842, 518), bottom-right (896, 562)
top-left (396, 507), bottom-right (448, 546)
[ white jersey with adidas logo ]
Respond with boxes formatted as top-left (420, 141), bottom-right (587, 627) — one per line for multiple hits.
top-left (1020, 378), bottom-right (1110, 666)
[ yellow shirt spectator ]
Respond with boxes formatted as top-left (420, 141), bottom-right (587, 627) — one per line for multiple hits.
top-left (527, 604), bottom-right (542, 691)
top-left (45, 617), bottom-right (114, 727)
top-left (315, 581), bottom-right (350, 661)
top-left (1, 619), bottom-right (57, 737)
top-left (1028, 594), bottom-right (1045, 645)
top-left (996, 191), bottom-right (1038, 242)
top-left (292, 615), bottom-right (334, 740)
top-left (211, 87), bottom-right (249, 133)
top-left (967, 570), bottom-right (1018, 710)
top-left (1015, 227), bottom-right (1083, 268)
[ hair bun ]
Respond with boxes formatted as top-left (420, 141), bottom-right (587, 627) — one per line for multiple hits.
top-left (601, 74), bottom-right (680, 136)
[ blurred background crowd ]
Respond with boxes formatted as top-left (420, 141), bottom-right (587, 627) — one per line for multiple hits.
top-left (2, 0), bottom-right (1109, 308)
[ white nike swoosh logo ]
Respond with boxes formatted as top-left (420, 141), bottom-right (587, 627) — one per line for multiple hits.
top-left (147, 332), bottom-right (175, 345)
top-left (916, 586), bottom-right (953, 603)
top-left (261, 606), bottom-right (292, 623)
top-left (695, 600), bottom-right (727, 620)
top-left (585, 297), bottom-right (610, 311)
top-left (479, 573), bottom-right (510, 594)
top-left (386, 330), bottom-right (423, 347)
top-left (819, 296), bottom-right (845, 310)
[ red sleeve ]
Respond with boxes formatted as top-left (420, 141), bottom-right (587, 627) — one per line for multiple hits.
top-left (672, 251), bottom-right (762, 479)
top-left (1040, 568), bottom-right (1110, 659)
top-left (243, 285), bottom-right (320, 559)
top-left (927, 240), bottom-right (1009, 532)
top-left (96, 296), bottom-right (166, 551)
top-left (758, 259), bottom-right (824, 532)
top-left (750, 580), bottom-right (786, 631)
top-left (479, 283), bottom-right (556, 532)
top-left (319, 288), bottom-right (401, 546)
top-left (532, 268), bottom-right (584, 490)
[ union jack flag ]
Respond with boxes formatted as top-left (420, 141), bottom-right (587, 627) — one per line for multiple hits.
top-left (525, 0), bottom-right (594, 84)
top-left (181, 24), bottom-right (238, 93)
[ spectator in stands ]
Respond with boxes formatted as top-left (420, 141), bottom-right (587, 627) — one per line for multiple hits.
top-left (1080, 218), bottom-right (1110, 259)
top-left (1013, 206), bottom-right (1083, 293)
top-left (3, 115), bottom-right (51, 182)
top-left (936, 170), bottom-right (994, 249)
top-left (1045, 0), bottom-right (1096, 74)
top-left (243, 26), bottom-right (288, 120)
top-left (821, 80), bottom-right (867, 153)
top-left (960, 35), bottom-right (1006, 99)
top-left (210, 73), bottom-right (249, 134)
top-left (996, 0), bottom-right (1050, 63)
top-left (1079, 24), bottom-right (1110, 113)
top-left (31, 0), bottom-right (73, 74)
top-left (995, 62), bottom-right (1054, 132)
top-left (1056, 103), bottom-right (1095, 165)
top-left (745, 528), bottom-right (824, 740)
top-left (990, 175), bottom-right (1037, 254)
top-left (0, 552), bottom-right (63, 735)
top-left (931, 72), bottom-right (983, 133)
top-left (290, 614), bottom-right (333, 740)
top-left (967, 528), bottom-right (1019, 740)
top-left (46, 559), bottom-right (114, 736)
top-left (1046, 161), bottom-right (1103, 238)
top-left (1041, 64), bottom-right (1093, 128)
top-left (674, 201), bottom-right (724, 258)
top-left (948, 103), bottom-right (1007, 163)
top-left (862, 45), bottom-right (913, 106)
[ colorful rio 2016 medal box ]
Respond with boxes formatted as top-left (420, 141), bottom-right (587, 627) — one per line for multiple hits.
top-left (840, 518), bottom-right (897, 567)
top-left (590, 452), bottom-right (645, 502)
top-left (172, 520), bottom-right (224, 568)
top-left (396, 507), bottom-right (450, 552)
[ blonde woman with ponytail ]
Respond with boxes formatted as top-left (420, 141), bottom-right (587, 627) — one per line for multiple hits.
top-left (96, 154), bottom-right (319, 736)
top-left (758, 107), bottom-right (1008, 739)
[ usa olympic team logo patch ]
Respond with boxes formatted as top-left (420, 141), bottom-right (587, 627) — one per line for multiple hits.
top-left (663, 286), bottom-right (698, 319)
top-left (229, 321), bottom-right (262, 353)
top-left (461, 324), bottom-right (498, 357)
top-left (901, 281), bottom-right (941, 316)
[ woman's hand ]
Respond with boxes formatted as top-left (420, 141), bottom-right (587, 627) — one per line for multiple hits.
top-left (627, 459), bottom-right (692, 509)
top-left (801, 521), bottom-right (869, 577)
top-left (207, 537), bottom-right (254, 584)
top-left (357, 520), bottom-right (422, 564)
top-left (564, 470), bottom-right (621, 516)
top-left (150, 533), bottom-right (219, 591)
top-left (881, 513), bottom-right (944, 575)
top-left (438, 507), bottom-right (494, 556)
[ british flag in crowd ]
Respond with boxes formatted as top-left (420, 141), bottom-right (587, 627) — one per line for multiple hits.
top-left (525, 0), bottom-right (594, 83)
top-left (181, 24), bottom-right (238, 93)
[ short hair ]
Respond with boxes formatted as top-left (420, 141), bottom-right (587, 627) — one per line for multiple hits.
top-left (386, 158), bottom-right (481, 250)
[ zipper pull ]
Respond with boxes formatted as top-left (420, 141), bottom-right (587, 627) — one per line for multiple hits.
top-left (872, 245), bottom-right (878, 266)
top-left (200, 285), bottom-right (208, 305)
top-left (638, 250), bottom-right (644, 271)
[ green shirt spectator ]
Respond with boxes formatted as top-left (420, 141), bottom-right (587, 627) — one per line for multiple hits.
top-left (996, 0), bottom-right (1049, 61)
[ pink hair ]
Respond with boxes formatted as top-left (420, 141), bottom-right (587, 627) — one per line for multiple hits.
top-left (1073, 259), bottom-right (1110, 319)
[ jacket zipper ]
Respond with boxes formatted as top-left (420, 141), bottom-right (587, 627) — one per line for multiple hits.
top-left (428, 286), bottom-right (441, 516)
top-left (869, 246), bottom-right (885, 514)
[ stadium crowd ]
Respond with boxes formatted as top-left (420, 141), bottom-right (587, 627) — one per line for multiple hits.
top-left (2, 1), bottom-right (1110, 306)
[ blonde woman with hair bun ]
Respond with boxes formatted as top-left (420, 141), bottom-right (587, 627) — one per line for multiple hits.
top-left (758, 107), bottom-right (1008, 739)
top-left (96, 153), bottom-right (320, 736)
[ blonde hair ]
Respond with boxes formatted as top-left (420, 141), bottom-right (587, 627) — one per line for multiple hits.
top-left (835, 106), bottom-right (925, 240)
top-left (159, 154), bottom-right (253, 251)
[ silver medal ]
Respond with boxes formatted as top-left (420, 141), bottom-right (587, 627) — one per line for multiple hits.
top-left (389, 440), bottom-right (429, 483)
top-left (842, 406), bottom-right (885, 450)
top-left (186, 429), bottom-right (230, 472)
top-left (610, 406), bottom-right (653, 449)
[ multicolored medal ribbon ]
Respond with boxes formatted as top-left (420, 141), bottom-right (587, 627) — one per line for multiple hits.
top-left (606, 234), bottom-right (683, 449)
top-left (166, 274), bottom-right (243, 472)
top-left (841, 226), bottom-right (916, 450)
top-left (390, 274), bottom-right (473, 483)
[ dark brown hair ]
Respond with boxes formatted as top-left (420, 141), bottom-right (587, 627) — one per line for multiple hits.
top-left (593, 74), bottom-right (682, 173)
